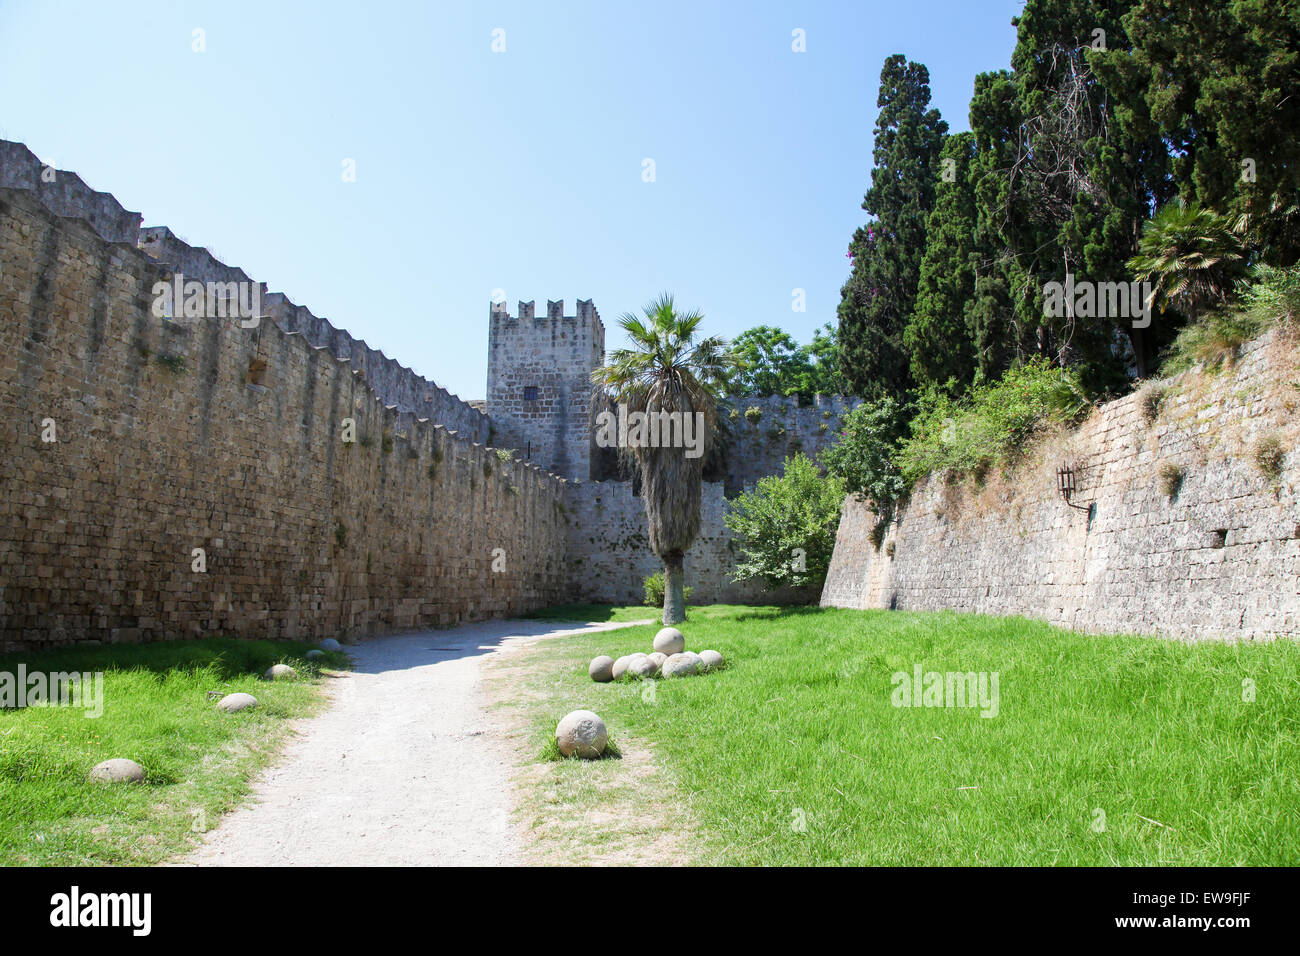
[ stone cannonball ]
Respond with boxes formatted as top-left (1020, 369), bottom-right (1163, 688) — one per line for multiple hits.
top-left (89, 758), bottom-right (145, 784)
top-left (589, 655), bottom-right (616, 682)
top-left (556, 710), bottom-right (608, 759)
top-left (698, 650), bottom-right (724, 672)
top-left (653, 627), bottom-right (685, 656)
top-left (661, 653), bottom-right (700, 679)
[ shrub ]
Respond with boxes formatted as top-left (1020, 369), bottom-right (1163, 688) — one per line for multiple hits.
top-left (154, 353), bottom-right (188, 375)
top-left (1159, 264), bottom-right (1300, 376)
top-left (896, 360), bottom-right (1091, 484)
top-left (1138, 383), bottom-right (1166, 426)
top-left (1159, 309), bottom-right (1265, 376)
top-left (643, 572), bottom-right (692, 607)
top-left (744, 406), bottom-right (763, 424)
top-left (820, 397), bottom-right (909, 509)
top-left (1253, 434), bottom-right (1285, 481)
top-left (496, 448), bottom-right (514, 462)
top-left (1159, 462), bottom-right (1186, 499)
top-left (724, 453), bottom-right (846, 593)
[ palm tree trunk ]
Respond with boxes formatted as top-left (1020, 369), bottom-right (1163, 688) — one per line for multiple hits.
top-left (662, 552), bottom-right (686, 625)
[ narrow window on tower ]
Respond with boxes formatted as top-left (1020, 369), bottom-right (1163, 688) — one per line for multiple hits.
top-left (523, 386), bottom-right (539, 401)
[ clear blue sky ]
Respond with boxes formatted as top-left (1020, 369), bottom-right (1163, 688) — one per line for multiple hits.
top-left (0, 0), bottom-right (1023, 402)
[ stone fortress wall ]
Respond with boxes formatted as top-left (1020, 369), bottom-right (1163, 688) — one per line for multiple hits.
top-left (0, 142), bottom-right (567, 650)
top-left (821, 331), bottom-right (1300, 640)
top-left (4, 138), bottom-right (1294, 646)
top-left (722, 393), bottom-right (862, 494)
top-left (486, 299), bottom-right (603, 480)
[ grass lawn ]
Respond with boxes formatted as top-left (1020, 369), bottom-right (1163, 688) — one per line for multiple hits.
top-left (0, 638), bottom-right (349, 865)
top-left (517, 604), bottom-right (1300, 866)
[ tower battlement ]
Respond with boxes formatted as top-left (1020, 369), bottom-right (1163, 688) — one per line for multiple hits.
top-left (486, 296), bottom-right (606, 480)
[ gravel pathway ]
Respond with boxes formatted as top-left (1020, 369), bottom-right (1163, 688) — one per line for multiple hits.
top-left (183, 618), bottom-right (647, 867)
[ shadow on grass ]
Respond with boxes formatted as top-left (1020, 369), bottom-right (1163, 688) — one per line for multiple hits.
top-left (538, 735), bottom-right (624, 762)
top-left (0, 637), bottom-right (351, 682)
top-left (524, 604), bottom-right (654, 623)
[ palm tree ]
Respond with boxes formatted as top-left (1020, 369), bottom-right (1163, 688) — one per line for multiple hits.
top-left (1128, 201), bottom-right (1248, 321)
top-left (592, 294), bottom-right (739, 624)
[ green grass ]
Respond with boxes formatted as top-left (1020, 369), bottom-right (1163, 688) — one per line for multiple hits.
top-left (522, 605), bottom-right (1300, 865)
top-left (0, 637), bottom-right (349, 865)
top-left (524, 603), bottom-right (659, 624)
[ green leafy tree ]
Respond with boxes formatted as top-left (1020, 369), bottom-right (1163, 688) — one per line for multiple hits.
top-left (1095, 0), bottom-right (1300, 264)
top-left (819, 398), bottom-right (909, 509)
top-left (724, 453), bottom-right (845, 598)
top-left (730, 323), bottom-right (846, 398)
top-left (731, 326), bottom-right (810, 396)
top-left (967, 0), bottom-right (1176, 386)
top-left (838, 54), bottom-right (948, 404)
top-left (591, 294), bottom-right (739, 624)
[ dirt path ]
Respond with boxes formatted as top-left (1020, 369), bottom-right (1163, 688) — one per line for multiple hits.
top-left (183, 618), bottom-right (646, 867)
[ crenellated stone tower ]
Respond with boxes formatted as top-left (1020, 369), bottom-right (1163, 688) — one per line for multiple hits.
top-left (486, 298), bottom-right (605, 480)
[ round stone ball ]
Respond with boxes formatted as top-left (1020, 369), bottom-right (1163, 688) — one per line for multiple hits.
top-left (305, 649), bottom-right (324, 660)
top-left (662, 652), bottom-right (700, 679)
top-left (320, 638), bottom-right (342, 651)
top-left (648, 651), bottom-right (668, 669)
top-left (89, 758), bottom-right (145, 784)
top-left (612, 653), bottom-right (646, 680)
top-left (216, 692), bottom-right (259, 713)
top-left (698, 650), bottom-right (724, 672)
top-left (264, 664), bottom-right (297, 681)
top-left (629, 655), bottom-right (660, 679)
top-left (589, 655), bottom-right (616, 682)
top-left (653, 627), bottom-right (685, 656)
top-left (556, 710), bottom-right (608, 759)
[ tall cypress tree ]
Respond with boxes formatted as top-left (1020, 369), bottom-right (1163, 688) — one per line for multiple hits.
top-left (906, 131), bottom-right (979, 396)
top-left (838, 54), bottom-right (948, 403)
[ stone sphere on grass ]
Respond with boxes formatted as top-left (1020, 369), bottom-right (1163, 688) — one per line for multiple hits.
top-left (556, 710), bottom-right (608, 759)
top-left (89, 758), bottom-right (145, 784)
top-left (629, 655), bottom-right (660, 679)
top-left (589, 655), bottom-right (615, 682)
top-left (320, 638), bottom-right (342, 651)
top-left (653, 627), bottom-right (685, 656)
top-left (662, 652), bottom-right (700, 679)
top-left (264, 664), bottom-right (297, 681)
top-left (216, 692), bottom-right (258, 713)
top-left (648, 651), bottom-right (668, 669)
top-left (698, 650), bottom-right (724, 672)
top-left (306, 649), bottom-right (324, 660)
top-left (611, 653), bottom-right (646, 680)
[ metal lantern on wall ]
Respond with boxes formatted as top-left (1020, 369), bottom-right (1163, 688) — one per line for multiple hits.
top-left (1057, 462), bottom-right (1089, 512)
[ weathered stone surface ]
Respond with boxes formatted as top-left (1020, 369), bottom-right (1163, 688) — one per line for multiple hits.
top-left (629, 655), bottom-right (659, 678)
top-left (662, 653), bottom-right (699, 678)
top-left (611, 653), bottom-right (645, 680)
top-left (0, 179), bottom-right (567, 652)
top-left (89, 758), bottom-right (145, 784)
top-left (216, 692), bottom-right (258, 713)
top-left (264, 664), bottom-right (297, 681)
top-left (320, 638), bottom-right (342, 651)
top-left (653, 627), bottom-right (685, 655)
top-left (556, 710), bottom-right (607, 759)
top-left (589, 655), bottom-right (615, 682)
top-left (821, 330), bottom-right (1300, 641)
top-left (648, 651), bottom-right (668, 669)
top-left (698, 649), bottom-right (724, 671)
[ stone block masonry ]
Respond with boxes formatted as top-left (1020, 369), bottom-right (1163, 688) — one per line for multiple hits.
top-left (0, 179), bottom-right (567, 650)
top-left (564, 480), bottom-right (806, 605)
top-left (724, 393), bottom-right (861, 494)
top-left (822, 332), bottom-right (1300, 640)
top-left (486, 298), bottom-right (604, 480)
